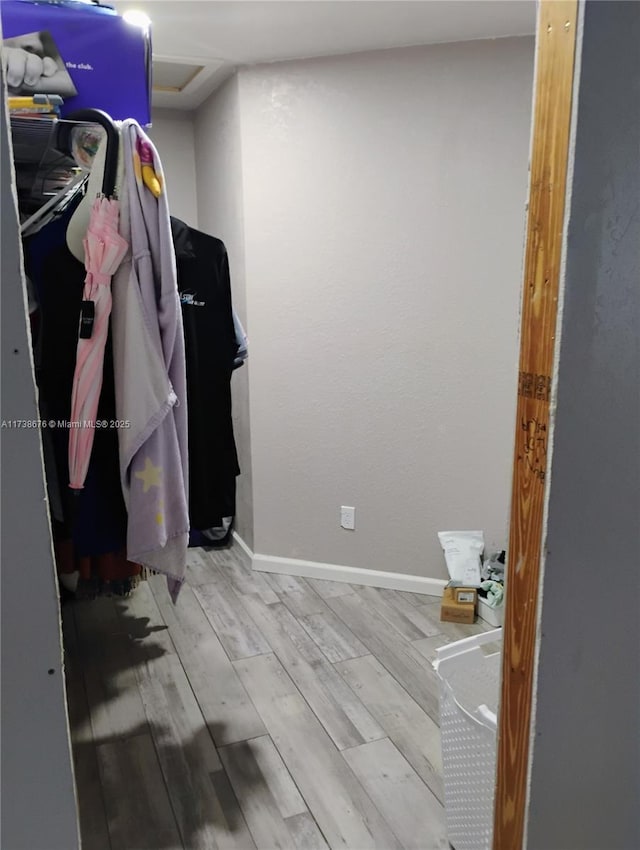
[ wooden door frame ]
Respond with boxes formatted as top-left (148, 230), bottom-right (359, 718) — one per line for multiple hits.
top-left (493, 1), bottom-right (579, 847)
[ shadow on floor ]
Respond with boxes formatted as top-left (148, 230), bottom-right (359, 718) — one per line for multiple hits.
top-left (62, 600), bottom-right (258, 849)
top-left (63, 600), bottom-right (170, 736)
top-left (72, 719), bottom-right (256, 849)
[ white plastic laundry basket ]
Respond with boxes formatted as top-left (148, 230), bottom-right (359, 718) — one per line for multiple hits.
top-left (433, 628), bottom-right (502, 850)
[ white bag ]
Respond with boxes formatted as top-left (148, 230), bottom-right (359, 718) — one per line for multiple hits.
top-left (438, 530), bottom-right (484, 586)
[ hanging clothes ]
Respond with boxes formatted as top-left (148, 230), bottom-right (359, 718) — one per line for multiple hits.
top-left (170, 217), bottom-right (240, 534)
top-left (68, 194), bottom-right (128, 490)
top-left (22, 196), bottom-right (141, 594)
top-left (111, 120), bottom-right (189, 601)
top-left (233, 310), bottom-right (249, 369)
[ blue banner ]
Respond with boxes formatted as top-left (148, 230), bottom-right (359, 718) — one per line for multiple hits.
top-left (2, 0), bottom-right (151, 125)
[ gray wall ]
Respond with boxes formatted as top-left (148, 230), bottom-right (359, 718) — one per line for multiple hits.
top-left (148, 108), bottom-right (199, 227)
top-left (238, 38), bottom-right (533, 575)
top-left (195, 75), bottom-right (255, 548)
top-left (527, 2), bottom-right (640, 847)
top-left (0, 74), bottom-right (79, 849)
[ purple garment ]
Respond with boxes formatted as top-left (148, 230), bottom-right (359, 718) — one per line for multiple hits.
top-left (112, 120), bottom-right (189, 600)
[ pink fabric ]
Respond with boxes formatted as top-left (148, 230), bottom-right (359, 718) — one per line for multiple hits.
top-left (68, 196), bottom-right (128, 490)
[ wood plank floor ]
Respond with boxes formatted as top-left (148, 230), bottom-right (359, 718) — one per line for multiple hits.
top-left (62, 543), bottom-right (490, 850)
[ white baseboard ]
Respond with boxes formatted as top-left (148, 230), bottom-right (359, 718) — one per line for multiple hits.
top-left (231, 535), bottom-right (502, 623)
top-left (231, 530), bottom-right (254, 562)
top-left (251, 552), bottom-right (447, 598)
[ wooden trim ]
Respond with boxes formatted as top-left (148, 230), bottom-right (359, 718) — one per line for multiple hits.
top-left (494, 2), bottom-right (579, 848)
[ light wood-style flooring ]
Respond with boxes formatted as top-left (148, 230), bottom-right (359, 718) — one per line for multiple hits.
top-left (63, 543), bottom-right (490, 850)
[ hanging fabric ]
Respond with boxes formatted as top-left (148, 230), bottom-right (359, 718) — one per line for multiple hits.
top-left (111, 119), bottom-right (189, 602)
top-left (19, 109), bottom-right (144, 598)
top-left (23, 191), bottom-right (141, 599)
top-left (56, 109), bottom-right (127, 490)
top-left (232, 310), bottom-right (249, 369)
top-left (68, 194), bottom-right (128, 489)
top-left (170, 218), bottom-right (241, 535)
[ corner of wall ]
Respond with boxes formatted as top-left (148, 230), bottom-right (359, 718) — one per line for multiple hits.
top-left (148, 108), bottom-right (199, 227)
top-left (193, 71), bottom-right (255, 550)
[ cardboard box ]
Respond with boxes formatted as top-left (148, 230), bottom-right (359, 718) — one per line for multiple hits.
top-left (453, 587), bottom-right (477, 605)
top-left (440, 585), bottom-right (477, 624)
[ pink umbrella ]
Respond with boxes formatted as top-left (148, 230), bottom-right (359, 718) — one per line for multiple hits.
top-left (68, 196), bottom-right (128, 490)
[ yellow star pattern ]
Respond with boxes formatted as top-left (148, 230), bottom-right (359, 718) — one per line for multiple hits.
top-left (134, 458), bottom-right (162, 493)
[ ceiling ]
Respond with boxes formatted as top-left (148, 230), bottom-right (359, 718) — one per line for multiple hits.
top-left (112, 0), bottom-right (537, 110)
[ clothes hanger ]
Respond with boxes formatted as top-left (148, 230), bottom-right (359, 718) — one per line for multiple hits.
top-left (57, 108), bottom-right (119, 197)
top-left (58, 109), bottom-right (119, 263)
top-left (64, 139), bottom-right (107, 263)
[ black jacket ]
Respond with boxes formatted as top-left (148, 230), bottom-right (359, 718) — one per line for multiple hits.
top-left (171, 217), bottom-right (240, 530)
